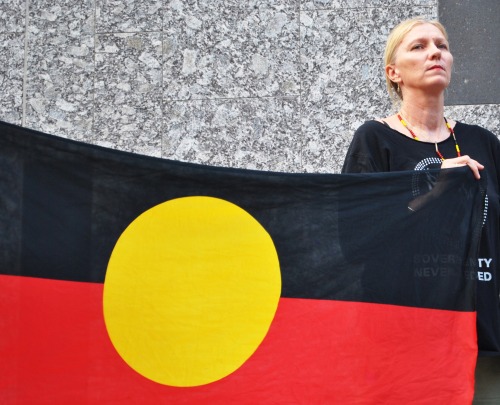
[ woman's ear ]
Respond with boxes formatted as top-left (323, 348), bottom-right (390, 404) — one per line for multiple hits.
top-left (386, 64), bottom-right (400, 84)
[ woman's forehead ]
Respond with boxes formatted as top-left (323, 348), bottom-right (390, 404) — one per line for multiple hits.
top-left (402, 23), bottom-right (447, 43)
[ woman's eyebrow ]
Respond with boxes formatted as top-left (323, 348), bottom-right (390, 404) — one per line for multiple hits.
top-left (406, 36), bottom-right (448, 45)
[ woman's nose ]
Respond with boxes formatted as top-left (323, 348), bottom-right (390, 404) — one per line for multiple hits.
top-left (429, 44), bottom-right (442, 58)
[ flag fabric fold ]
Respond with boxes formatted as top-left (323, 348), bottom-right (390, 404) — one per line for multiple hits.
top-left (0, 120), bottom-right (484, 404)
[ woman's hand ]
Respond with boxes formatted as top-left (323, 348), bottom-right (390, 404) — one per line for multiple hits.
top-left (441, 155), bottom-right (484, 180)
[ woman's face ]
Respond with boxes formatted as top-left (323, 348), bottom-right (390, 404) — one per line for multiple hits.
top-left (388, 23), bottom-right (453, 95)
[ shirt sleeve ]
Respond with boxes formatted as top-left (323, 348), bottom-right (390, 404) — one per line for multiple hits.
top-left (341, 121), bottom-right (389, 173)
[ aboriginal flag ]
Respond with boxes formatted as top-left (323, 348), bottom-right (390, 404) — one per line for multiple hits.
top-left (0, 120), bottom-right (484, 404)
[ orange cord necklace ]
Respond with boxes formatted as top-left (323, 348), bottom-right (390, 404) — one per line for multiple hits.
top-left (397, 113), bottom-right (461, 161)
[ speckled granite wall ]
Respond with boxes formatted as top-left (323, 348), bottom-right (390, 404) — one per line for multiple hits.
top-left (0, 0), bottom-right (498, 174)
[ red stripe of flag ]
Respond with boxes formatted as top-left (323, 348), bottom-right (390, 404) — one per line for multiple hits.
top-left (0, 274), bottom-right (476, 404)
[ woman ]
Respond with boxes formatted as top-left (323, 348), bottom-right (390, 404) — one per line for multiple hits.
top-left (342, 16), bottom-right (500, 392)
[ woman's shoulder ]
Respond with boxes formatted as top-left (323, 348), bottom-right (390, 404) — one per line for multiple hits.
top-left (354, 119), bottom-right (393, 136)
top-left (344, 119), bottom-right (395, 173)
top-left (352, 119), bottom-right (401, 147)
top-left (455, 121), bottom-right (499, 143)
top-left (455, 121), bottom-right (496, 135)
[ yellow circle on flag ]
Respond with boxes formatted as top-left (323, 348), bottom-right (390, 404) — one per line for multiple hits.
top-left (103, 196), bottom-right (281, 387)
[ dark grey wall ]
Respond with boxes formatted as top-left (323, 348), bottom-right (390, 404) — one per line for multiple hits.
top-left (440, 0), bottom-right (500, 105)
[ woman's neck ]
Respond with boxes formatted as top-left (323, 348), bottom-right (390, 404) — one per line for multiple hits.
top-left (399, 93), bottom-right (445, 133)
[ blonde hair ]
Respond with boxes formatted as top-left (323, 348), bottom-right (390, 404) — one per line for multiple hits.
top-left (384, 18), bottom-right (449, 101)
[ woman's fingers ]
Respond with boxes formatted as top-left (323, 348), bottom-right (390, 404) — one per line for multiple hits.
top-left (441, 155), bottom-right (484, 179)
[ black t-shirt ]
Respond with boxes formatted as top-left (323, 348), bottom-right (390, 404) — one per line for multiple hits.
top-left (343, 120), bottom-right (500, 356)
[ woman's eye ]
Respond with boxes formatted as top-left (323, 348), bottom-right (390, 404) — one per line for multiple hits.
top-left (411, 44), bottom-right (423, 50)
top-left (437, 44), bottom-right (448, 49)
